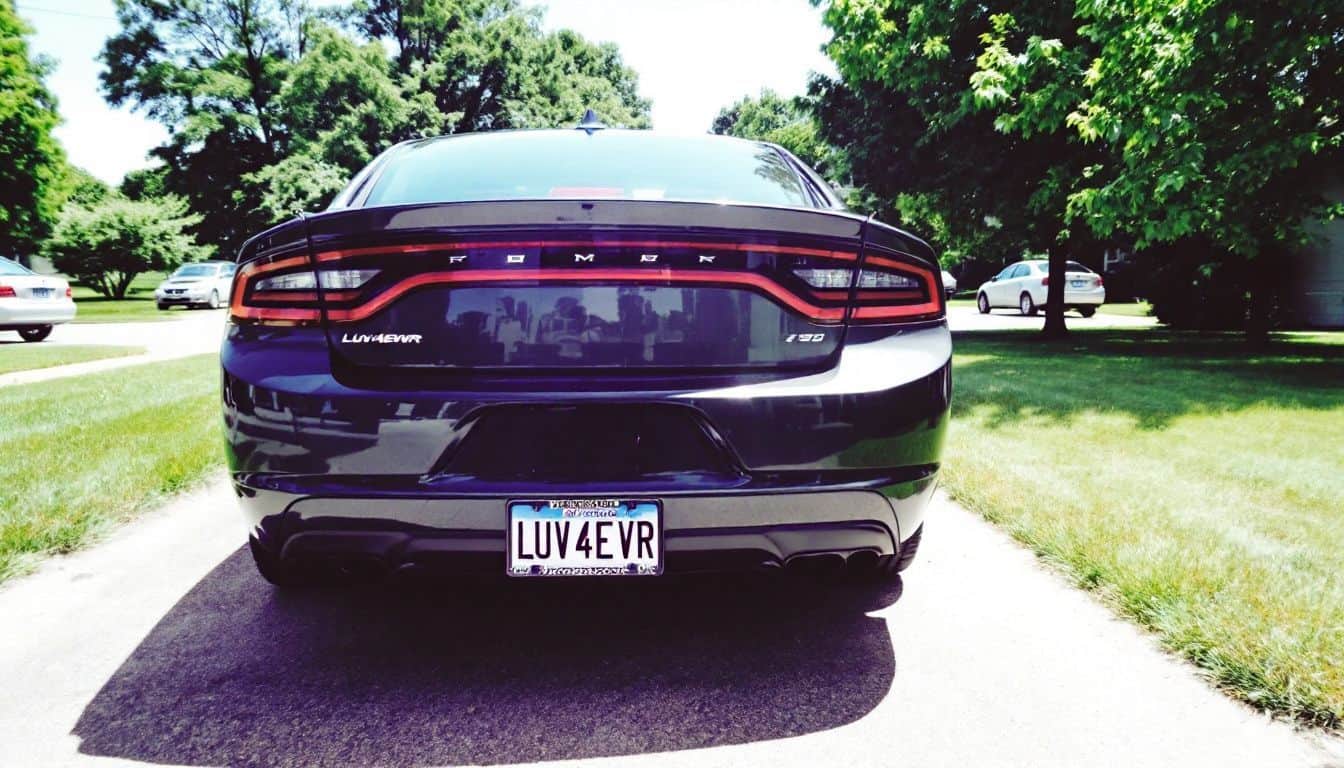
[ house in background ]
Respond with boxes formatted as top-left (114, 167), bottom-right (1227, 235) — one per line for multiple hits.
top-left (1293, 190), bottom-right (1344, 328)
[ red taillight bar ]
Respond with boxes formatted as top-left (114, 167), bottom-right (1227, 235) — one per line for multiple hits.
top-left (323, 269), bottom-right (846, 323)
top-left (232, 239), bottom-right (944, 325)
top-left (312, 240), bottom-right (861, 264)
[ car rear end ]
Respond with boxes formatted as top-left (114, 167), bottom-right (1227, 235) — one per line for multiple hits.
top-left (1061, 261), bottom-right (1105, 308)
top-left (0, 259), bottom-right (76, 340)
top-left (222, 131), bottom-right (951, 585)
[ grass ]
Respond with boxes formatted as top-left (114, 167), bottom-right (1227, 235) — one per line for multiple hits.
top-left (944, 329), bottom-right (1344, 727)
top-left (0, 344), bottom-right (144, 375)
top-left (70, 272), bottom-right (176, 323)
top-left (0, 354), bottom-right (221, 584)
top-left (1098, 299), bottom-right (1152, 317)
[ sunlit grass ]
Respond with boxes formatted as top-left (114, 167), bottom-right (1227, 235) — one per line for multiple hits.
top-left (945, 330), bottom-right (1344, 727)
top-left (0, 355), bottom-right (221, 583)
top-left (0, 344), bottom-right (143, 375)
top-left (1098, 299), bottom-right (1151, 316)
top-left (70, 272), bottom-right (176, 323)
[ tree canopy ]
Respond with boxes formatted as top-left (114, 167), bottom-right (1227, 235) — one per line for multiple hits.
top-left (814, 0), bottom-right (1344, 334)
top-left (101, 0), bottom-right (651, 256)
top-left (711, 89), bottom-right (837, 178)
top-left (816, 0), bottom-right (1100, 336)
top-left (44, 195), bottom-right (210, 299)
top-left (0, 0), bottom-right (65, 260)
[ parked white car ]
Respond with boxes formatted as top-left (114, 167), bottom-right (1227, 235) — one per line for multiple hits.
top-left (941, 269), bottom-right (957, 300)
top-left (976, 259), bottom-right (1105, 317)
top-left (155, 261), bottom-right (237, 310)
top-left (0, 257), bottom-right (76, 342)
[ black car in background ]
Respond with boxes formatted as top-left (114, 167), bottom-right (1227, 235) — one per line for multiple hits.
top-left (222, 124), bottom-right (950, 586)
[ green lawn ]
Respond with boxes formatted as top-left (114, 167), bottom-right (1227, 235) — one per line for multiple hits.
top-left (0, 344), bottom-right (144, 375)
top-left (945, 330), bottom-right (1344, 727)
top-left (0, 354), bottom-right (221, 583)
top-left (1099, 299), bottom-right (1152, 317)
top-left (70, 272), bottom-right (177, 323)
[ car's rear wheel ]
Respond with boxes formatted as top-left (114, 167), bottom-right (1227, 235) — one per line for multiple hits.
top-left (977, 293), bottom-right (990, 314)
top-left (156, 302), bottom-right (170, 311)
top-left (248, 537), bottom-right (313, 588)
top-left (18, 325), bottom-right (52, 342)
top-left (1078, 306), bottom-right (1096, 318)
top-left (208, 290), bottom-right (222, 309)
top-left (1020, 292), bottom-right (1037, 316)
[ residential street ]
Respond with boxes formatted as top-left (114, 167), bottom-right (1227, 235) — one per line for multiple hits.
top-left (0, 482), bottom-right (1337, 768)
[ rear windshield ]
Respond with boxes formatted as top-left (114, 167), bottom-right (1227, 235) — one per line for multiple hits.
top-left (1066, 261), bottom-right (1093, 273)
top-left (362, 131), bottom-right (812, 209)
top-left (0, 259), bottom-right (32, 276)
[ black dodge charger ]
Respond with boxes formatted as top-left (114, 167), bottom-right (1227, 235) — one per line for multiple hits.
top-left (222, 120), bottom-right (951, 586)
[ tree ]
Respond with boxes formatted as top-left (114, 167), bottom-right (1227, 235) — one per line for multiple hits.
top-left (101, 0), bottom-right (313, 258)
top-left (712, 89), bottom-right (837, 178)
top-left (44, 196), bottom-right (210, 299)
top-left (0, 0), bottom-right (65, 261)
top-left (372, 4), bottom-right (651, 133)
top-left (816, 1), bottom-right (1102, 337)
top-left (102, 0), bottom-right (653, 251)
top-left (1059, 0), bottom-right (1344, 336)
top-left (52, 165), bottom-right (112, 209)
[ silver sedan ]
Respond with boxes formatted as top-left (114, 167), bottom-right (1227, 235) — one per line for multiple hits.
top-left (0, 257), bottom-right (76, 342)
top-left (154, 261), bottom-right (237, 310)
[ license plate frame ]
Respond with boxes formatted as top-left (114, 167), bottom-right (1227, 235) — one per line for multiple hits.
top-left (1069, 280), bottom-right (1087, 289)
top-left (31, 288), bottom-right (53, 299)
top-left (506, 498), bottom-right (663, 577)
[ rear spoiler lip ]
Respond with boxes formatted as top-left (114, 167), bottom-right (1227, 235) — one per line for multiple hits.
top-left (284, 199), bottom-right (935, 269)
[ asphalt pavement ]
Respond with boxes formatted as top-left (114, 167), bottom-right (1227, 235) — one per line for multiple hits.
top-left (1, 480), bottom-right (1338, 768)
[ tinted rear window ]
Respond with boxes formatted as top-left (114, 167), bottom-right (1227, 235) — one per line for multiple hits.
top-left (0, 259), bottom-right (32, 276)
top-left (363, 131), bottom-right (812, 208)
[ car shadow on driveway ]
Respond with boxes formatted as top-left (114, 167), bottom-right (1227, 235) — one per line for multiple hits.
top-left (72, 547), bottom-right (901, 766)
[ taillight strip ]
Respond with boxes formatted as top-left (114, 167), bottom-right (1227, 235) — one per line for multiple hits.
top-left (312, 240), bottom-right (860, 263)
top-left (323, 269), bottom-right (848, 323)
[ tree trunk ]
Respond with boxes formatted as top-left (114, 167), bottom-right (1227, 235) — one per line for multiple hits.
top-left (113, 271), bottom-right (136, 300)
top-left (1244, 249), bottom-right (1275, 346)
top-left (1041, 244), bottom-right (1069, 339)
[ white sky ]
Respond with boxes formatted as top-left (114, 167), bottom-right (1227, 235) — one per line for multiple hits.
top-left (18, 0), bottom-right (834, 185)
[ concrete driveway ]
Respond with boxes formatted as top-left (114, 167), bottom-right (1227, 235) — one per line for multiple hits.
top-left (0, 309), bottom-right (226, 386)
top-left (1, 482), bottom-right (1337, 768)
top-left (46, 308), bottom-right (227, 351)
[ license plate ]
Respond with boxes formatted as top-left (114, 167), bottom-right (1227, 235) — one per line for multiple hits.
top-left (31, 288), bottom-right (53, 299)
top-left (507, 498), bottom-right (662, 577)
top-left (1070, 280), bottom-right (1087, 288)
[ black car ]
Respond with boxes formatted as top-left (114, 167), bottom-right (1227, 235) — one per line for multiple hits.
top-left (222, 123), bottom-right (951, 586)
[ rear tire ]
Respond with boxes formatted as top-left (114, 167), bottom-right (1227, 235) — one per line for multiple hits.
top-left (1020, 292), bottom-right (1037, 316)
top-left (157, 302), bottom-right (170, 311)
top-left (248, 538), bottom-right (312, 588)
top-left (18, 325), bottom-right (52, 342)
top-left (1078, 307), bottom-right (1096, 318)
top-left (977, 293), bottom-right (990, 314)
top-left (208, 290), bottom-right (222, 309)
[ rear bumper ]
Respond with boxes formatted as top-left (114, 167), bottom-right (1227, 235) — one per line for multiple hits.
top-left (1063, 286), bottom-right (1106, 306)
top-left (223, 321), bottom-right (951, 573)
top-left (0, 298), bottom-right (76, 326)
top-left (237, 477), bottom-right (936, 574)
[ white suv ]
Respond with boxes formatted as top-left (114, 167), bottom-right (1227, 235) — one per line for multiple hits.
top-left (976, 259), bottom-right (1105, 317)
